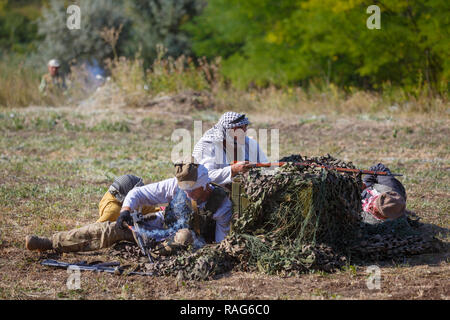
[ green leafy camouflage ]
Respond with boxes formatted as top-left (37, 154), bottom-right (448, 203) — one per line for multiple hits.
top-left (115, 155), bottom-right (443, 280)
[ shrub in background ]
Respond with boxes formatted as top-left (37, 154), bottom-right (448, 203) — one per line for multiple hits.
top-left (0, 56), bottom-right (43, 107)
top-left (124, 0), bottom-right (205, 68)
top-left (37, 0), bottom-right (131, 73)
top-left (186, 0), bottom-right (449, 94)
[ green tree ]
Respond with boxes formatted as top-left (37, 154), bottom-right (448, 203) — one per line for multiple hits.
top-left (0, 0), bottom-right (40, 55)
top-left (124, 0), bottom-right (204, 66)
top-left (0, 0), bottom-right (7, 14)
top-left (37, 0), bottom-right (131, 71)
top-left (186, 0), bottom-right (449, 91)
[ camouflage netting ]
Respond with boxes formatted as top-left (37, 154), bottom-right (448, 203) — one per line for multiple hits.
top-left (110, 154), bottom-right (444, 280)
top-left (233, 154), bottom-right (362, 246)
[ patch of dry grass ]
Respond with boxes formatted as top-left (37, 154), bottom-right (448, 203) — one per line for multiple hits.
top-left (0, 59), bottom-right (44, 108)
top-left (1, 53), bottom-right (448, 117)
top-left (0, 106), bottom-right (448, 299)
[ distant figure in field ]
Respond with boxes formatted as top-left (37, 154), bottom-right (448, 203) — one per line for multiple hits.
top-left (39, 59), bottom-right (67, 96)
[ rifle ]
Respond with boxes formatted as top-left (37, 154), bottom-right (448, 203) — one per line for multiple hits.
top-left (41, 259), bottom-right (153, 276)
top-left (234, 161), bottom-right (403, 177)
top-left (123, 210), bottom-right (154, 264)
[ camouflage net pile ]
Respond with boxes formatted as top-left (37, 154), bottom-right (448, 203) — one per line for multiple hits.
top-left (113, 154), bottom-right (444, 280)
top-left (233, 154), bottom-right (362, 245)
top-left (145, 154), bottom-right (362, 279)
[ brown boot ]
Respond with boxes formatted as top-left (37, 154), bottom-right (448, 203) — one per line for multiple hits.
top-left (25, 235), bottom-right (53, 252)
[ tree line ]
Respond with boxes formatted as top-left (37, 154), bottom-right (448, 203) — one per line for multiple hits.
top-left (0, 0), bottom-right (448, 93)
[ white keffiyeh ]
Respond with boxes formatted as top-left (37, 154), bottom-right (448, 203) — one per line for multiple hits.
top-left (192, 112), bottom-right (268, 185)
top-left (193, 112), bottom-right (250, 160)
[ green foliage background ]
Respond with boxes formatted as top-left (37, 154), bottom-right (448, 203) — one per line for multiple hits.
top-left (0, 0), bottom-right (41, 54)
top-left (0, 0), bottom-right (448, 92)
top-left (123, 0), bottom-right (205, 68)
top-left (36, 0), bottom-right (131, 72)
top-left (185, 0), bottom-right (449, 91)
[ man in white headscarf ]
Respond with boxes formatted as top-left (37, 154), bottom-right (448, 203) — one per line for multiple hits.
top-left (192, 112), bottom-right (268, 186)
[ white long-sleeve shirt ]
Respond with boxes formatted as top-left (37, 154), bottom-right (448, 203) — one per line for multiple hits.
top-left (122, 177), bottom-right (232, 242)
top-left (194, 137), bottom-right (268, 185)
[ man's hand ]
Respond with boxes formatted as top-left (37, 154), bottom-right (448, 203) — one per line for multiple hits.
top-left (116, 210), bottom-right (132, 230)
top-left (231, 161), bottom-right (255, 177)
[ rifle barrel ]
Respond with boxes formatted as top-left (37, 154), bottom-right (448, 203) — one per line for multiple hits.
top-left (237, 161), bottom-right (403, 176)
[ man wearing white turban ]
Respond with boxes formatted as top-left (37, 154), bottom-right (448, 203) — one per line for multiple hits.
top-left (192, 112), bottom-right (269, 186)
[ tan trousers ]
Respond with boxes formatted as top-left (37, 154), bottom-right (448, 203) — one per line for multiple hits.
top-left (52, 222), bottom-right (135, 253)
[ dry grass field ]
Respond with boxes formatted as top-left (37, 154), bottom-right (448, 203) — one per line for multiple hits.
top-left (0, 103), bottom-right (448, 300)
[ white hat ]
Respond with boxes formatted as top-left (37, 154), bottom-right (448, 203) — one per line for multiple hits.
top-left (48, 59), bottom-right (61, 67)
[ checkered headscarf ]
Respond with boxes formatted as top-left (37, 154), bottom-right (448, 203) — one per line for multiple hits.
top-left (193, 112), bottom-right (250, 161)
top-left (200, 112), bottom-right (250, 142)
top-left (219, 112), bottom-right (250, 129)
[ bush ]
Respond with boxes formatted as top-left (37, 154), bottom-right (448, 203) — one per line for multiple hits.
top-left (146, 45), bottom-right (221, 94)
top-left (0, 56), bottom-right (43, 107)
top-left (124, 0), bottom-right (204, 67)
top-left (37, 0), bottom-right (131, 72)
top-left (186, 0), bottom-right (449, 93)
top-left (104, 44), bottom-right (223, 106)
